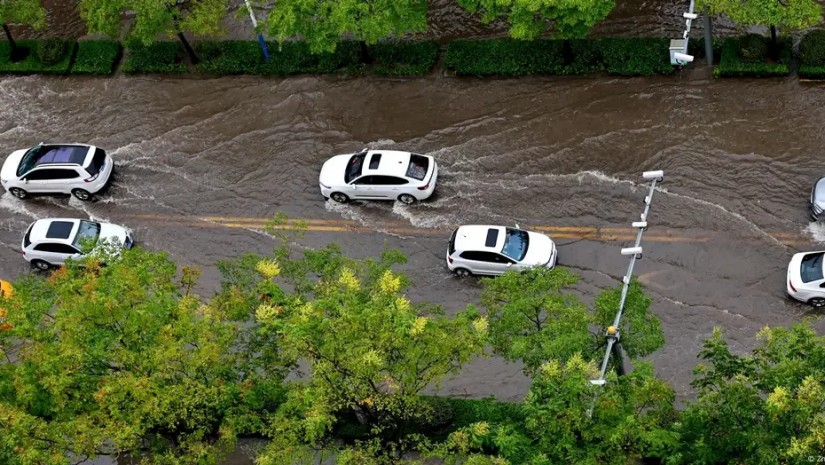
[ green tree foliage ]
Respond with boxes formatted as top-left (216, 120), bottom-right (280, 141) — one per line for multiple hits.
top-left (229, 243), bottom-right (488, 463)
top-left (697, 0), bottom-right (822, 43)
top-left (480, 268), bottom-right (663, 374)
top-left (0, 0), bottom-right (44, 28)
top-left (259, 0), bottom-right (428, 54)
top-left (674, 323), bottom-right (825, 464)
top-left (457, 0), bottom-right (615, 39)
top-left (0, 248), bottom-right (276, 465)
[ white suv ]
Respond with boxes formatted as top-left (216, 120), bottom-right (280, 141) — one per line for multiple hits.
top-left (22, 218), bottom-right (133, 270)
top-left (319, 149), bottom-right (437, 204)
top-left (1, 143), bottom-right (114, 201)
top-left (446, 225), bottom-right (557, 277)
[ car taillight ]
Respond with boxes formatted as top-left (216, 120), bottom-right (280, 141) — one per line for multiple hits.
top-left (447, 256), bottom-right (453, 264)
top-left (789, 280), bottom-right (797, 293)
top-left (19, 249), bottom-right (24, 255)
top-left (84, 173), bottom-right (99, 183)
top-left (417, 183), bottom-right (429, 191)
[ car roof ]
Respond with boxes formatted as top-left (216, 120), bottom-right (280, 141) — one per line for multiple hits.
top-left (454, 225), bottom-right (507, 252)
top-left (29, 218), bottom-right (81, 244)
top-left (362, 150), bottom-right (415, 178)
top-left (31, 144), bottom-right (94, 169)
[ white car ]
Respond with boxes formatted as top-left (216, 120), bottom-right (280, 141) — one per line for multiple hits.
top-left (446, 225), bottom-right (557, 277)
top-left (1, 143), bottom-right (114, 201)
top-left (22, 218), bottom-right (133, 270)
top-left (319, 149), bottom-right (437, 204)
top-left (787, 251), bottom-right (825, 307)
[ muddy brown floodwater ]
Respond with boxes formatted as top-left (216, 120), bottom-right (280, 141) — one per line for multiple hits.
top-left (0, 1), bottom-right (818, 464)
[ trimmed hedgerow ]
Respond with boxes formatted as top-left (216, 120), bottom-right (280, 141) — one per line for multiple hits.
top-left (715, 36), bottom-right (790, 78)
top-left (0, 39), bottom-right (76, 74)
top-left (445, 39), bottom-right (567, 76)
top-left (71, 40), bottom-right (121, 75)
top-left (798, 29), bottom-right (825, 79)
top-left (122, 41), bottom-right (187, 74)
top-left (197, 40), bottom-right (362, 75)
top-left (367, 40), bottom-right (438, 76)
top-left (597, 38), bottom-right (674, 76)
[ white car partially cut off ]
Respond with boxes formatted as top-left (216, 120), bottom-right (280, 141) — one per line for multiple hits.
top-left (319, 149), bottom-right (437, 204)
top-left (787, 250), bottom-right (825, 307)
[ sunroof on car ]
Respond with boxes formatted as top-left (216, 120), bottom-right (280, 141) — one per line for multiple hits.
top-left (35, 146), bottom-right (88, 167)
top-left (485, 228), bottom-right (499, 247)
top-left (46, 221), bottom-right (74, 239)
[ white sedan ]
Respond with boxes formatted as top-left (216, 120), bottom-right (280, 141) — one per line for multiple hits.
top-left (446, 225), bottom-right (557, 277)
top-left (319, 149), bottom-right (437, 204)
top-left (22, 218), bottom-right (133, 270)
top-left (787, 251), bottom-right (825, 307)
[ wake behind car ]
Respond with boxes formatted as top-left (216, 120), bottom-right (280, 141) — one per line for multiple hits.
top-left (810, 176), bottom-right (825, 221)
top-left (1, 143), bottom-right (113, 201)
top-left (446, 224), bottom-right (557, 277)
top-left (22, 218), bottom-right (133, 270)
top-left (319, 149), bottom-right (437, 204)
top-left (787, 250), bottom-right (825, 307)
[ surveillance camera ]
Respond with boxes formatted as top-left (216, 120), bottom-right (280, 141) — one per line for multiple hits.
top-left (621, 246), bottom-right (643, 256)
top-left (632, 221), bottom-right (648, 229)
top-left (674, 52), bottom-right (694, 63)
top-left (642, 170), bottom-right (664, 181)
top-left (683, 12), bottom-right (698, 19)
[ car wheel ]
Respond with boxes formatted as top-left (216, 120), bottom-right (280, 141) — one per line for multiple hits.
top-left (331, 192), bottom-right (349, 203)
top-left (454, 267), bottom-right (471, 278)
top-left (31, 260), bottom-right (51, 271)
top-left (809, 297), bottom-right (825, 308)
top-left (72, 189), bottom-right (92, 201)
top-left (9, 188), bottom-right (27, 199)
top-left (398, 194), bottom-right (417, 205)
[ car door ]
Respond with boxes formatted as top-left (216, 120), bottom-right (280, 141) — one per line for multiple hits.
top-left (32, 242), bottom-right (82, 265)
top-left (21, 168), bottom-right (56, 193)
top-left (479, 251), bottom-right (516, 275)
top-left (350, 176), bottom-right (383, 199)
top-left (376, 175), bottom-right (410, 199)
top-left (23, 168), bottom-right (80, 194)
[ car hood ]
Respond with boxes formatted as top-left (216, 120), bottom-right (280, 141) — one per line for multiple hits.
top-left (1, 149), bottom-right (27, 181)
top-left (522, 231), bottom-right (555, 266)
top-left (319, 154), bottom-right (351, 187)
top-left (98, 223), bottom-right (129, 248)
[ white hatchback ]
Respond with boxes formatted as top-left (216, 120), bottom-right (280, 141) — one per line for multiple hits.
top-left (1, 143), bottom-right (114, 201)
top-left (787, 251), bottom-right (825, 307)
top-left (319, 149), bottom-right (437, 204)
top-left (22, 218), bottom-right (133, 270)
top-left (446, 225), bottom-right (557, 277)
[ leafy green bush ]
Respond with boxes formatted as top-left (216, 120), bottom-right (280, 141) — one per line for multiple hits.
top-left (565, 39), bottom-right (602, 74)
top-left (36, 39), bottom-right (68, 65)
top-left (122, 41), bottom-right (187, 74)
top-left (197, 40), bottom-right (362, 75)
top-left (798, 29), bottom-right (825, 66)
top-left (738, 33), bottom-right (768, 63)
top-left (367, 40), bottom-right (438, 76)
top-left (597, 38), bottom-right (674, 76)
top-left (70, 40), bottom-right (121, 75)
top-left (0, 40), bottom-right (76, 74)
top-left (440, 396), bottom-right (525, 427)
top-left (799, 65), bottom-right (825, 79)
top-left (716, 36), bottom-right (790, 77)
top-left (445, 39), bottom-right (567, 76)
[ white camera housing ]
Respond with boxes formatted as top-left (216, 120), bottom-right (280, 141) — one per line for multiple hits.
top-left (590, 379), bottom-right (606, 386)
top-left (683, 12), bottom-right (698, 19)
top-left (674, 52), bottom-right (694, 63)
top-left (621, 246), bottom-right (643, 256)
top-left (642, 170), bottom-right (664, 181)
top-left (632, 221), bottom-right (648, 229)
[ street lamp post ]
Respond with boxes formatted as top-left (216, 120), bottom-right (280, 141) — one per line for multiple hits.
top-left (588, 170), bottom-right (664, 415)
top-left (670, 0), bottom-right (697, 65)
top-left (243, 0), bottom-right (271, 61)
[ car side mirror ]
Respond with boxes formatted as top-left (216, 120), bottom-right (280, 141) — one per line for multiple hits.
top-left (515, 223), bottom-right (520, 229)
top-left (506, 262), bottom-right (512, 267)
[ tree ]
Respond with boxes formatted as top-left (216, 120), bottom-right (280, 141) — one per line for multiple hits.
top-left (0, 0), bottom-right (45, 61)
top-left (480, 267), bottom-right (664, 375)
top-left (456, 0), bottom-right (615, 39)
top-left (259, 0), bottom-right (428, 54)
top-left (226, 243), bottom-right (488, 463)
top-left (674, 323), bottom-right (825, 464)
top-left (78, 0), bottom-right (231, 64)
top-left (0, 248), bottom-right (278, 465)
top-left (697, 0), bottom-right (822, 47)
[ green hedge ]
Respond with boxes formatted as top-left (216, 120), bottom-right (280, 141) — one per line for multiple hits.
top-left (367, 40), bottom-right (439, 76)
top-left (197, 40), bottom-right (362, 75)
top-left (715, 36), bottom-right (790, 78)
top-left (440, 396), bottom-right (524, 427)
top-left (798, 30), bottom-right (825, 79)
top-left (0, 40), bottom-right (76, 74)
top-left (444, 38), bottom-right (673, 76)
top-left (71, 40), bottom-right (121, 75)
top-left (123, 41), bottom-right (187, 74)
top-left (800, 65), bottom-right (825, 79)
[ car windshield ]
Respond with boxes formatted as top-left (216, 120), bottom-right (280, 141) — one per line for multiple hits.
top-left (72, 220), bottom-right (101, 248)
top-left (17, 145), bottom-right (44, 176)
top-left (800, 252), bottom-right (825, 283)
top-left (345, 153), bottom-right (366, 184)
top-left (501, 228), bottom-right (529, 261)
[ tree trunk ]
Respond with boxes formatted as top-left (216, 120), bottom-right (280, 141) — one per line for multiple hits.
top-left (612, 342), bottom-right (626, 376)
top-left (769, 25), bottom-right (779, 61)
top-left (703, 14), bottom-right (714, 66)
top-left (770, 25), bottom-right (777, 46)
top-left (1, 23), bottom-right (29, 62)
top-left (176, 31), bottom-right (198, 65)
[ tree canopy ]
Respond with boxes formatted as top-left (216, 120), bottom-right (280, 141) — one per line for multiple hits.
top-left (0, 0), bottom-right (45, 28)
top-left (457, 0), bottom-right (615, 39)
top-left (696, 0), bottom-right (822, 32)
top-left (260, 0), bottom-right (428, 54)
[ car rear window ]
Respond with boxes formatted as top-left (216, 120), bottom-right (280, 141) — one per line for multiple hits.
top-left (86, 148), bottom-right (107, 176)
top-left (801, 252), bottom-right (825, 283)
top-left (345, 153), bottom-right (366, 184)
top-left (406, 154), bottom-right (429, 181)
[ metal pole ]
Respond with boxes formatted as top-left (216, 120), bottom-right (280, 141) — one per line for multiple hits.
top-left (703, 13), bottom-right (714, 66)
top-left (244, 0), bottom-right (270, 61)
